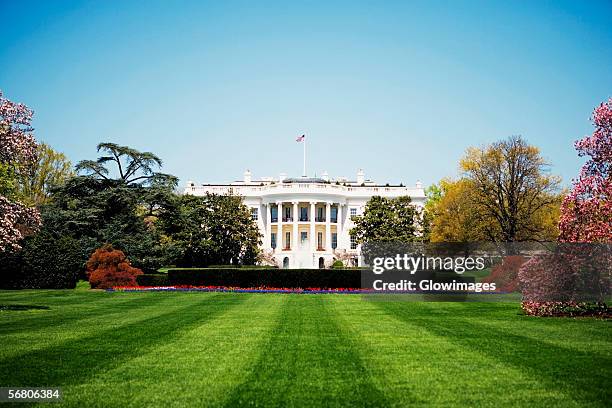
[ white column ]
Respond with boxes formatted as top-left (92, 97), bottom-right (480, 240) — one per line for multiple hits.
top-left (266, 204), bottom-right (272, 249)
top-left (277, 201), bottom-right (283, 251)
top-left (337, 204), bottom-right (343, 249)
top-left (292, 201), bottom-right (298, 251)
top-left (310, 201), bottom-right (316, 252)
top-left (325, 202), bottom-right (331, 252)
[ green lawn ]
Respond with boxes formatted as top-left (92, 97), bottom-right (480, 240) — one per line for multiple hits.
top-left (0, 289), bottom-right (610, 407)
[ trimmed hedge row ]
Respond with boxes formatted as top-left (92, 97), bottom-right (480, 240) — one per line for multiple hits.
top-left (205, 265), bottom-right (277, 269)
top-left (168, 268), bottom-right (361, 289)
top-left (136, 274), bottom-right (170, 287)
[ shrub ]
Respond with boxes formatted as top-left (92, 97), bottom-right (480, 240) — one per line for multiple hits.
top-left (518, 244), bottom-right (610, 316)
top-left (482, 255), bottom-right (526, 292)
top-left (206, 265), bottom-right (276, 269)
top-left (331, 260), bottom-right (345, 269)
top-left (168, 268), bottom-right (362, 289)
top-left (0, 231), bottom-right (81, 289)
top-left (87, 244), bottom-right (143, 289)
top-left (136, 273), bottom-right (169, 287)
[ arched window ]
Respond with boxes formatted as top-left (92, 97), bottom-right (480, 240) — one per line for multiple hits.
top-left (283, 257), bottom-right (290, 269)
top-left (318, 257), bottom-right (325, 269)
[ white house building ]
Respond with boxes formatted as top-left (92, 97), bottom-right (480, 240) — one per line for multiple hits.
top-left (184, 170), bottom-right (425, 268)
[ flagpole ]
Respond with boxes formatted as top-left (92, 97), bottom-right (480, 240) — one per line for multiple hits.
top-left (303, 136), bottom-right (306, 177)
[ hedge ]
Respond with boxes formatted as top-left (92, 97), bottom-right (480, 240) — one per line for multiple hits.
top-left (168, 268), bottom-right (361, 289)
top-left (206, 265), bottom-right (277, 269)
top-left (136, 274), bottom-right (170, 287)
top-left (0, 231), bottom-right (81, 289)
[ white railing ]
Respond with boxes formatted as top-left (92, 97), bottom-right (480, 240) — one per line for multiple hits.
top-left (185, 182), bottom-right (425, 198)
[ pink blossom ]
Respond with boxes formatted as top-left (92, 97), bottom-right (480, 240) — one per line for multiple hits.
top-left (0, 90), bottom-right (41, 252)
top-left (559, 98), bottom-right (612, 243)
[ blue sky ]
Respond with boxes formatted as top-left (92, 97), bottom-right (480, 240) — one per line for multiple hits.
top-left (1, 0), bottom-right (611, 187)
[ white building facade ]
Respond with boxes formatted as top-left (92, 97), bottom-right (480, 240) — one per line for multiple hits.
top-left (184, 170), bottom-right (425, 269)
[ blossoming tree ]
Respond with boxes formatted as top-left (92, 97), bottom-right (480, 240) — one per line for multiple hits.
top-left (0, 91), bottom-right (41, 252)
top-left (559, 98), bottom-right (612, 242)
top-left (518, 99), bottom-right (611, 316)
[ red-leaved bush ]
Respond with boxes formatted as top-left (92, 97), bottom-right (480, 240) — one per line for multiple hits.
top-left (86, 244), bottom-right (143, 289)
top-left (482, 255), bottom-right (526, 292)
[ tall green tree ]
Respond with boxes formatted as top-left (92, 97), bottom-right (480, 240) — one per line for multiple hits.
top-left (40, 143), bottom-right (179, 273)
top-left (350, 196), bottom-right (423, 243)
top-left (76, 142), bottom-right (177, 187)
top-left (159, 193), bottom-right (261, 267)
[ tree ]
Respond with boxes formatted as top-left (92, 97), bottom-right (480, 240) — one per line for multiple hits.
top-left (16, 143), bottom-right (73, 206)
top-left (350, 196), bottom-right (422, 243)
top-left (76, 142), bottom-right (177, 187)
top-left (559, 98), bottom-right (612, 243)
top-left (0, 90), bottom-right (41, 252)
top-left (38, 143), bottom-right (180, 273)
top-left (460, 135), bottom-right (561, 242)
top-left (158, 193), bottom-right (261, 267)
top-left (428, 178), bottom-right (489, 242)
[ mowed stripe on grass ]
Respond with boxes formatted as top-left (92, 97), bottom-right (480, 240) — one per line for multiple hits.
top-left (224, 295), bottom-right (389, 407)
top-left (0, 290), bottom-right (610, 407)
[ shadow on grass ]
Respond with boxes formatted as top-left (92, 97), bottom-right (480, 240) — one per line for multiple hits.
top-left (0, 293), bottom-right (248, 387)
top-left (375, 302), bottom-right (611, 407)
top-left (0, 304), bottom-right (51, 311)
top-left (224, 296), bottom-right (390, 407)
top-left (0, 294), bottom-right (183, 337)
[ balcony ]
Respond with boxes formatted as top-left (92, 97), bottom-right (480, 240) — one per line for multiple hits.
top-left (330, 217), bottom-right (337, 223)
top-left (271, 217), bottom-right (278, 223)
top-left (282, 217), bottom-right (293, 222)
top-left (315, 216), bottom-right (326, 222)
top-left (299, 216), bottom-right (309, 222)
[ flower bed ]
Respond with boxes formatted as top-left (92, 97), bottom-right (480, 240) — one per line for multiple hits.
top-left (109, 285), bottom-right (372, 294)
top-left (521, 301), bottom-right (611, 318)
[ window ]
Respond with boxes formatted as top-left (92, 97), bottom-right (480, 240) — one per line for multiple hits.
top-left (301, 231), bottom-right (308, 243)
top-left (350, 234), bottom-right (357, 249)
top-left (350, 207), bottom-right (358, 219)
top-left (285, 232), bottom-right (291, 249)
top-left (284, 206), bottom-right (291, 221)
top-left (271, 206), bottom-right (278, 222)
top-left (271, 233), bottom-right (277, 249)
top-left (317, 232), bottom-right (323, 249)
top-left (331, 207), bottom-right (338, 222)
top-left (317, 207), bottom-right (324, 221)
top-left (251, 208), bottom-right (258, 221)
top-left (331, 233), bottom-right (337, 249)
top-left (300, 207), bottom-right (308, 221)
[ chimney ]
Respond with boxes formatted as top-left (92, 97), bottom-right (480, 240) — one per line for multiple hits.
top-left (243, 169), bottom-right (252, 183)
top-left (321, 170), bottom-right (329, 182)
top-left (356, 169), bottom-right (365, 184)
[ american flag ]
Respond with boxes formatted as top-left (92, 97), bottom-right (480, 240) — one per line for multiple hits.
top-left (296, 135), bottom-right (305, 142)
